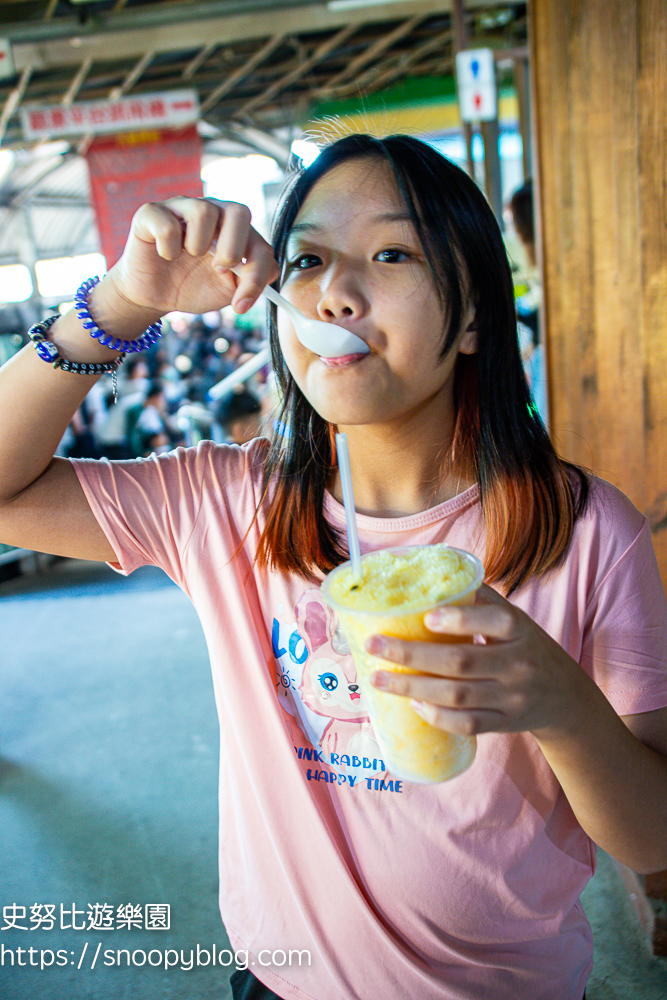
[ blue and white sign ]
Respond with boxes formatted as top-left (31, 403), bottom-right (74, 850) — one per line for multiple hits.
top-left (455, 48), bottom-right (497, 122)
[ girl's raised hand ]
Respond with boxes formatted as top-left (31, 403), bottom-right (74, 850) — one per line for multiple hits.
top-left (367, 584), bottom-right (593, 739)
top-left (104, 196), bottom-right (279, 321)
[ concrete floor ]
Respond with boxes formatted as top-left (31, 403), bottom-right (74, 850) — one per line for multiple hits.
top-left (1, 557), bottom-right (667, 1000)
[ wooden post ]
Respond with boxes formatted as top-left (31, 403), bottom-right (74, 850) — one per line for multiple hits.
top-left (480, 117), bottom-right (503, 227)
top-left (514, 56), bottom-right (532, 180)
top-left (453, 0), bottom-right (502, 225)
top-left (531, 0), bottom-right (667, 588)
top-left (531, 0), bottom-right (667, 946)
top-left (452, 0), bottom-right (475, 179)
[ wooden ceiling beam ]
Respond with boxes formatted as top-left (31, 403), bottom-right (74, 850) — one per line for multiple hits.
top-left (352, 26), bottom-right (453, 95)
top-left (223, 122), bottom-right (291, 167)
top-left (0, 66), bottom-right (33, 146)
top-left (12, 1), bottom-right (453, 71)
top-left (108, 49), bottom-right (155, 100)
top-left (182, 42), bottom-right (218, 82)
top-left (236, 22), bottom-right (357, 118)
top-left (71, 48), bottom-right (154, 155)
top-left (61, 55), bottom-right (94, 108)
top-left (315, 14), bottom-right (426, 95)
top-left (200, 33), bottom-right (286, 115)
top-left (7, 154), bottom-right (71, 210)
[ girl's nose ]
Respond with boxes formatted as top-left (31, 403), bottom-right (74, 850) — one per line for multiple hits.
top-left (317, 269), bottom-right (367, 322)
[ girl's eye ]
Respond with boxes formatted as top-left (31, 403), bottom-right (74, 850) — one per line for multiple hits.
top-left (290, 254), bottom-right (321, 270)
top-left (375, 248), bottom-right (409, 264)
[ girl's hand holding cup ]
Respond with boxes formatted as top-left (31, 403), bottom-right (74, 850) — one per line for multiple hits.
top-left (368, 583), bottom-right (592, 741)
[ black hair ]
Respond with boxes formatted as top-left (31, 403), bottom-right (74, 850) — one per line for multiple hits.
top-left (217, 388), bottom-right (262, 427)
top-left (125, 355), bottom-right (148, 378)
top-left (145, 379), bottom-right (164, 400)
top-left (509, 179), bottom-right (534, 247)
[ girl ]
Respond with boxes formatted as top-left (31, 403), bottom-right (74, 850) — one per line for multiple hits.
top-left (1, 134), bottom-right (666, 1000)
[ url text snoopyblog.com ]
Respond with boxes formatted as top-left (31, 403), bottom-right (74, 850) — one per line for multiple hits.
top-left (1, 942), bottom-right (311, 972)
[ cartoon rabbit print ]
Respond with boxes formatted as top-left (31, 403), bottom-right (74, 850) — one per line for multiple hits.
top-left (295, 590), bottom-right (381, 763)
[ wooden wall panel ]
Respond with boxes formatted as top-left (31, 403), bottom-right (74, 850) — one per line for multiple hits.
top-left (531, 0), bottom-right (667, 587)
top-left (639, 3), bottom-right (667, 576)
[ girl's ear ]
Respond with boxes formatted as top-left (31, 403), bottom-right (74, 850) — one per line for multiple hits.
top-left (458, 310), bottom-right (478, 355)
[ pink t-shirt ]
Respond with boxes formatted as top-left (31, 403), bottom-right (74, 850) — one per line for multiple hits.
top-left (72, 439), bottom-right (667, 1000)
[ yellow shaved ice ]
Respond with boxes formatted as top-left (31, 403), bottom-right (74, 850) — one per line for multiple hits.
top-left (330, 544), bottom-right (477, 612)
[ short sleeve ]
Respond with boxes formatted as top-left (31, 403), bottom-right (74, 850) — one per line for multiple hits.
top-left (581, 518), bottom-right (667, 715)
top-left (70, 438), bottom-right (264, 589)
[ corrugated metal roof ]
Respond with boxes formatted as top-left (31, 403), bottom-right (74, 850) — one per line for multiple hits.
top-left (0, 1), bottom-right (527, 316)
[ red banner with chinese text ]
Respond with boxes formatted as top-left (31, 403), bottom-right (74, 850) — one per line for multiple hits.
top-left (85, 125), bottom-right (203, 268)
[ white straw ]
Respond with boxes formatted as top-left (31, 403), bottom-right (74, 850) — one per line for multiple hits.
top-left (335, 432), bottom-right (363, 582)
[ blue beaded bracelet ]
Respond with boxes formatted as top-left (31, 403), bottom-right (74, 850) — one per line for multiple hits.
top-left (74, 276), bottom-right (163, 355)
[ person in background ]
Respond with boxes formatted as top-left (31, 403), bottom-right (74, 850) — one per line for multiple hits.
top-left (64, 400), bottom-right (102, 459)
top-left (96, 355), bottom-right (150, 459)
top-left (509, 179), bottom-right (536, 269)
top-left (508, 179), bottom-right (540, 338)
top-left (216, 387), bottom-right (264, 445)
top-left (508, 178), bottom-right (547, 422)
top-left (127, 379), bottom-right (184, 457)
top-left (153, 356), bottom-right (188, 411)
top-left (235, 351), bottom-right (277, 435)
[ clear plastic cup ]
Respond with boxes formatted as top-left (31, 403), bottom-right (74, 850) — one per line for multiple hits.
top-left (321, 545), bottom-right (484, 784)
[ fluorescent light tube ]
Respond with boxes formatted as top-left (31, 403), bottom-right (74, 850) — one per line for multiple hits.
top-left (328, 0), bottom-right (407, 10)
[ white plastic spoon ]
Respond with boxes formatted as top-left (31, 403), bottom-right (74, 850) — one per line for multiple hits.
top-left (231, 266), bottom-right (370, 359)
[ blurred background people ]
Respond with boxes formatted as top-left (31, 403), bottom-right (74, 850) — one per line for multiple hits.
top-left (50, 309), bottom-right (272, 458)
top-left (128, 379), bottom-right (184, 457)
top-left (216, 388), bottom-right (264, 445)
top-left (96, 355), bottom-right (151, 459)
top-left (507, 178), bottom-right (547, 424)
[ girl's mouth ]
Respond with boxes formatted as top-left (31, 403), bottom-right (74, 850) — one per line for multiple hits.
top-left (319, 353), bottom-right (367, 368)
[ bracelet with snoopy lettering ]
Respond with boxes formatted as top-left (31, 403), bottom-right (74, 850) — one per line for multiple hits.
top-left (27, 314), bottom-right (125, 401)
